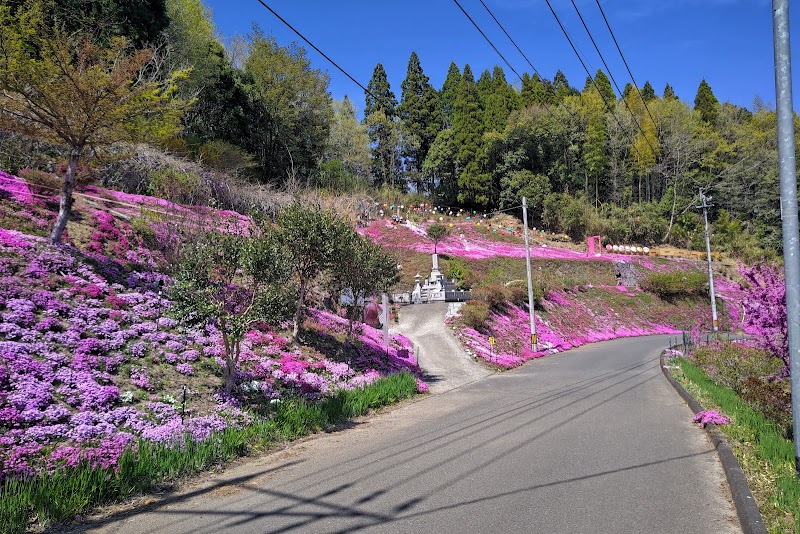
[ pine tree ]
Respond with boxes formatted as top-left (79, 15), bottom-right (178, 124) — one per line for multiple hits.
top-left (453, 65), bottom-right (489, 207)
top-left (663, 83), bottom-right (677, 100)
top-left (365, 63), bottom-right (397, 119)
top-left (554, 70), bottom-right (577, 101)
top-left (520, 73), bottom-right (535, 107)
top-left (365, 63), bottom-right (399, 185)
top-left (482, 66), bottom-right (517, 132)
top-left (622, 83), bottom-right (633, 100)
top-left (641, 81), bottom-right (656, 101)
top-left (440, 62), bottom-right (461, 127)
top-left (590, 69), bottom-right (615, 104)
top-left (397, 51), bottom-right (442, 178)
top-left (694, 79), bottom-right (720, 124)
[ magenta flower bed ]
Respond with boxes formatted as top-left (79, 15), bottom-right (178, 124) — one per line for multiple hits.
top-left (451, 291), bottom-right (685, 369)
top-left (359, 220), bottom-right (665, 266)
top-left (0, 173), bottom-right (426, 481)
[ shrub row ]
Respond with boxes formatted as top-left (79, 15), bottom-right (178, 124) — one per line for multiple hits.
top-left (641, 271), bottom-right (708, 300)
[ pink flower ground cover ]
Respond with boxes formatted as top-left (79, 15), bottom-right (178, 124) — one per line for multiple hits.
top-left (0, 180), bottom-right (423, 481)
top-left (359, 220), bottom-right (671, 267)
top-left (448, 286), bottom-right (731, 368)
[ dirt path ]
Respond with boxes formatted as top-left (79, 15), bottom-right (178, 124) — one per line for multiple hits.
top-left (391, 302), bottom-right (491, 393)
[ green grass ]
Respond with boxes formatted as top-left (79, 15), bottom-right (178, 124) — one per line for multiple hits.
top-left (0, 372), bottom-right (418, 534)
top-left (673, 359), bottom-right (800, 533)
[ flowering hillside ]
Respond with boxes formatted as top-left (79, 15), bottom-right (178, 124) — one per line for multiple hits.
top-left (356, 217), bottom-right (745, 370)
top-left (0, 172), bottom-right (423, 484)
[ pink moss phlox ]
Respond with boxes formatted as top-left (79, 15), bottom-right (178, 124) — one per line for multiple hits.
top-left (693, 409), bottom-right (731, 427)
top-left (0, 170), bottom-right (35, 206)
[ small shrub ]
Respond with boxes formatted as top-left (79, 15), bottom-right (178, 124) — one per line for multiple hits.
top-left (738, 376), bottom-right (793, 438)
top-left (641, 271), bottom-right (708, 300)
top-left (55, 159), bottom-right (96, 189)
top-left (460, 301), bottom-right (490, 330)
top-left (471, 284), bottom-right (508, 311)
top-left (444, 256), bottom-right (473, 289)
top-left (691, 342), bottom-right (782, 391)
top-left (506, 280), bottom-right (545, 308)
top-left (18, 167), bottom-right (60, 196)
top-left (147, 167), bottom-right (207, 205)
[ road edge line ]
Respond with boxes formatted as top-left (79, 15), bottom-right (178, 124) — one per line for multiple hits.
top-left (660, 352), bottom-right (767, 534)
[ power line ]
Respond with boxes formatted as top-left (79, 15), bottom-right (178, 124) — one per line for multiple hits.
top-left (451, 0), bottom-right (524, 82)
top-left (253, 0), bottom-right (380, 105)
top-left (476, 0), bottom-right (544, 81)
top-left (593, 0), bottom-right (659, 133)
top-left (543, 0), bottom-right (645, 161)
top-left (452, 0), bottom-right (582, 135)
top-left (568, 0), bottom-right (658, 156)
top-left (474, 0), bottom-right (584, 126)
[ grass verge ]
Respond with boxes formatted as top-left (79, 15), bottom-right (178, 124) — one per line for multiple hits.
top-left (0, 372), bottom-right (418, 534)
top-left (671, 358), bottom-right (799, 533)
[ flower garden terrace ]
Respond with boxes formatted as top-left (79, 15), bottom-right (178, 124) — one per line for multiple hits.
top-left (0, 171), bottom-right (426, 485)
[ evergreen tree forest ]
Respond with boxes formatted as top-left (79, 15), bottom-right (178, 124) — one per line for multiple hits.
top-left (0, 0), bottom-right (794, 260)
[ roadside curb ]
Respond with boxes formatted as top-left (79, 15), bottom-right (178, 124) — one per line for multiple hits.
top-left (660, 352), bottom-right (766, 534)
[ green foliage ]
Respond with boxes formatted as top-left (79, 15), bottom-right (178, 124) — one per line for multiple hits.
top-left (397, 51), bottom-right (442, 184)
top-left (169, 225), bottom-right (294, 390)
top-left (0, 1), bottom-right (188, 242)
top-left (691, 342), bottom-right (782, 391)
top-left (243, 30), bottom-right (332, 186)
top-left (453, 65), bottom-right (490, 207)
top-left (471, 284), bottom-right (509, 311)
top-left (277, 203), bottom-right (351, 339)
top-left (663, 84), bottom-right (677, 100)
top-left (426, 223), bottom-right (448, 253)
top-left (0, 374), bottom-right (418, 533)
top-left (460, 301), bottom-right (491, 330)
top-left (147, 167), bottom-right (203, 204)
top-left (444, 256), bottom-right (474, 289)
top-left (694, 79), bottom-right (720, 124)
top-left (542, 192), bottom-right (589, 240)
top-left (439, 62), bottom-right (461, 126)
top-left (321, 96), bottom-right (371, 190)
top-left (641, 81), bottom-right (656, 101)
top-left (329, 230), bottom-right (399, 334)
top-left (640, 271), bottom-right (708, 300)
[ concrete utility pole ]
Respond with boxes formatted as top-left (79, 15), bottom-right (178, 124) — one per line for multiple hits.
top-left (772, 0), bottom-right (800, 477)
top-left (698, 189), bottom-right (719, 332)
top-left (522, 197), bottom-right (538, 352)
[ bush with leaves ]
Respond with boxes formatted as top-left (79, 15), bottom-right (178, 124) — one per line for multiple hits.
top-left (460, 301), bottom-right (491, 331)
top-left (277, 203), bottom-right (352, 339)
top-left (169, 224), bottom-right (294, 391)
top-left (641, 271), bottom-right (708, 300)
top-left (328, 229), bottom-right (399, 335)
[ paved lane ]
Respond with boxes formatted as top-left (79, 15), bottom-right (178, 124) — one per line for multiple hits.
top-left (83, 335), bottom-right (739, 534)
top-left (390, 302), bottom-right (491, 393)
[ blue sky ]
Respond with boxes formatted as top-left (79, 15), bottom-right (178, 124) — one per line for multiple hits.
top-left (205, 0), bottom-right (799, 114)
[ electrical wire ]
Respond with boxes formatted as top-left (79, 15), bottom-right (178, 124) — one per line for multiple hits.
top-left (453, 0), bottom-right (589, 157)
top-left (568, 0), bottom-right (658, 156)
top-left (543, 0), bottom-right (645, 161)
top-left (474, 0), bottom-right (584, 127)
top-left (253, 0), bottom-right (381, 105)
top-left (593, 0), bottom-right (659, 133)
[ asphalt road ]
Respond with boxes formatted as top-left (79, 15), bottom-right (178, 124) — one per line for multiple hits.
top-left (81, 334), bottom-right (740, 534)
top-left (390, 302), bottom-right (491, 393)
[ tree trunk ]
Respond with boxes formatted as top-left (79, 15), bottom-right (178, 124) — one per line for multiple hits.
top-left (50, 148), bottom-right (82, 243)
top-left (292, 284), bottom-right (306, 340)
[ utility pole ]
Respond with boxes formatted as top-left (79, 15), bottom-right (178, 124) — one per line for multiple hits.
top-left (772, 0), bottom-right (800, 477)
top-left (698, 189), bottom-right (719, 332)
top-left (522, 197), bottom-right (538, 352)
